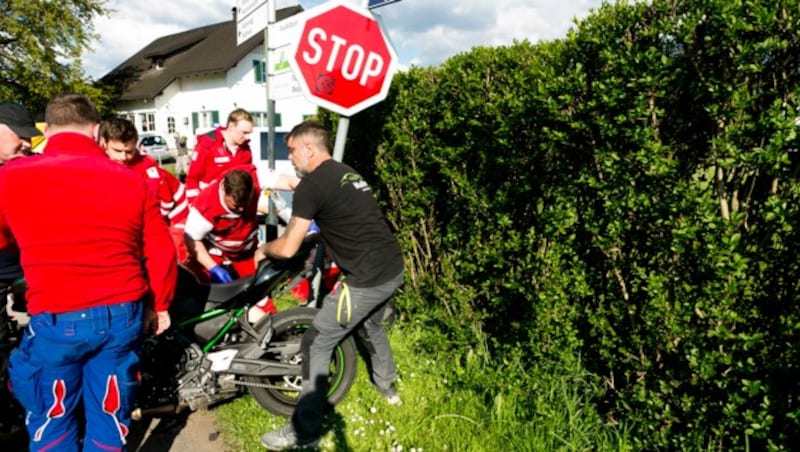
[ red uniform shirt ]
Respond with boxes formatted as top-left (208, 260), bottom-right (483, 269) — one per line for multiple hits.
top-left (127, 154), bottom-right (188, 226)
top-left (185, 127), bottom-right (253, 202)
top-left (183, 176), bottom-right (260, 261)
top-left (0, 133), bottom-right (177, 314)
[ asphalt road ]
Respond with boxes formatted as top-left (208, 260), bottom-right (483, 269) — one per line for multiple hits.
top-left (129, 409), bottom-right (229, 452)
top-left (2, 409), bottom-right (228, 452)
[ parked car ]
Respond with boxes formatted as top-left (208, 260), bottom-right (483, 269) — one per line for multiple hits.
top-left (138, 133), bottom-right (172, 162)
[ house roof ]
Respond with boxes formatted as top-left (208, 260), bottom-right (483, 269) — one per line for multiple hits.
top-left (100, 6), bottom-right (303, 102)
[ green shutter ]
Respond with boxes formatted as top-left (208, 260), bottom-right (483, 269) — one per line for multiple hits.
top-left (253, 60), bottom-right (261, 83)
top-left (212, 111), bottom-right (220, 125)
top-left (275, 113), bottom-right (281, 127)
top-left (253, 59), bottom-right (266, 83)
top-left (192, 112), bottom-right (199, 133)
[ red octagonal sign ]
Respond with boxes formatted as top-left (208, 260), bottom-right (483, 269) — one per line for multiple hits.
top-left (289, 0), bottom-right (398, 117)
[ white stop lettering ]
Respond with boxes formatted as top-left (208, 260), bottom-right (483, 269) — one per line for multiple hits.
top-left (302, 27), bottom-right (385, 87)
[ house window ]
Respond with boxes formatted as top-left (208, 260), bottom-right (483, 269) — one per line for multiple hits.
top-left (192, 110), bottom-right (220, 132)
top-left (253, 59), bottom-right (266, 84)
top-left (139, 113), bottom-right (155, 132)
top-left (167, 116), bottom-right (176, 134)
top-left (251, 111), bottom-right (281, 128)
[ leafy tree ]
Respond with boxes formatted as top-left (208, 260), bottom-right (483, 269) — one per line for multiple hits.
top-left (0, 0), bottom-right (111, 115)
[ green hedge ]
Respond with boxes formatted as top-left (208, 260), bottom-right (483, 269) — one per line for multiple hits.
top-left (321, 0), bottom-right (800, 449)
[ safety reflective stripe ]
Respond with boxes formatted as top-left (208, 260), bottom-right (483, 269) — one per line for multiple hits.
top-left (168, 200), bottom-right (188, 219)
top-left (337, 283), bottom-right (351, 327)
top-left (160, 200), bottom-right (175, 216)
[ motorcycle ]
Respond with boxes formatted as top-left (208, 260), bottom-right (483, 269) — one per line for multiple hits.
top-left (0, 278), bottom-right (25, 441)
top-left (135, 241), bottom-right (358, 419)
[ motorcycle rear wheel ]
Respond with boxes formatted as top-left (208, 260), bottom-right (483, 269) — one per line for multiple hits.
top-left (245, 307), bottom-right (357, 417)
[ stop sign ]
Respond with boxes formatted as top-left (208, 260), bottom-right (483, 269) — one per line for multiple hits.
top-left (288, 0), bottom-right (398, 117)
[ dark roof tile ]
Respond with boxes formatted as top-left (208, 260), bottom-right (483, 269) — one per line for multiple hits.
top-left (100, 6), bottom-right (303, 102)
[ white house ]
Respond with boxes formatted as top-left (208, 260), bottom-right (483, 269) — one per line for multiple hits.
top-left (99, 5), bottom-right (318, 158)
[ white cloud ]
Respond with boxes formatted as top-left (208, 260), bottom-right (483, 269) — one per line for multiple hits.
top-left (83, 0), bottom-right (605, 79)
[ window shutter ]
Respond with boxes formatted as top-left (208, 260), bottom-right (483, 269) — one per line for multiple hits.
top-left (253, 59), bottom-right (265, 83)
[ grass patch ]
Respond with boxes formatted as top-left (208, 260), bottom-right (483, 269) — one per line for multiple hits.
top-left (213, 316), bottom-right (631, 451)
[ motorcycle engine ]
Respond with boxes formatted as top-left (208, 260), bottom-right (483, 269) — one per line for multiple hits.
top-left (138, 330), bottom-right (211, 409)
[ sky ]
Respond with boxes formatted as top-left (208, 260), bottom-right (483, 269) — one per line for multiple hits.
top-left (84, 0), bottom-right (607, 80)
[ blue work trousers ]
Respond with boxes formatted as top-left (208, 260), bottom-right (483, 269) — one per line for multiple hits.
top-left (8, 300), bottom-right (143, 452)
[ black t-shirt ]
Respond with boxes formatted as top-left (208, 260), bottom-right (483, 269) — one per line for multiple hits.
top-left (293, 159), bottom-right (403, 287)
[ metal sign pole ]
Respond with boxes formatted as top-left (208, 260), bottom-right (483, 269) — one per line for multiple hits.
top-left (330, 0), bottom-right (369, 163)
top-left (332, 117), bottom-right (349, 162)
top-left (265, 1), bottom-right (278, 230)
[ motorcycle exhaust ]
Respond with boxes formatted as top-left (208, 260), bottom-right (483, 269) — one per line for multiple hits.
top-left (131, 403), bottom-right (188, 421)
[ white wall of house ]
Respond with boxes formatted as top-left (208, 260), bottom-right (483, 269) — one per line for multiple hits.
top-left (115, 47), bottom-right (319, 150)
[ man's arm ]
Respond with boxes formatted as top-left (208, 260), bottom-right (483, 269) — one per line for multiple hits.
top-left (185, 139), bottom-right (207, 201)
top-left (183, 207), bottom-right (217, 270)
top-left (259, 168), bottom-right (300, 191)
top-left (141, 190), bottom-right (178, 335)
top-left (274, 172), bottom-right (300, 191)
top-left (160, 168), bottom-right (188, 224)
top-left (255, 216), bottom-right (312, 262)
top-left (184, 234), bottom-right (217, 271)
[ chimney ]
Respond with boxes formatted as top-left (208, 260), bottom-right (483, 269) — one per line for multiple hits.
top-left (231, 6), bottom-right (237, 21)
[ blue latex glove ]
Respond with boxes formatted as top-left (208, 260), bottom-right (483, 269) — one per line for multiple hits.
top-left (209, 265), bottom-right (233, 284)
top-left (306, 220), bottom-right (320, 236)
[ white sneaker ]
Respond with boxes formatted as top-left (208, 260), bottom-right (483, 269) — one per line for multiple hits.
top-left (380, 386), bottom-right (402, 406)
top-left (260, 423), bottom-right (319, 450)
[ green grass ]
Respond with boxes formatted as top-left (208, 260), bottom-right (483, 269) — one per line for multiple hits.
top-left (213, 314), bottom-right (632, 451)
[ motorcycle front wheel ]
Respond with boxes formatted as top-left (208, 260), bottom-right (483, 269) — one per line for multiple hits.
top-left (245, 307), bottom-right (357, 417)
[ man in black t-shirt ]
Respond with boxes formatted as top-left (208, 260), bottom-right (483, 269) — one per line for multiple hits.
top-left (256, 121), bottom-right (404, 450)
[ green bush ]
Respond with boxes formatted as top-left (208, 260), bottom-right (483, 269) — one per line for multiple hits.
top-left (325, 0), bottom-right (800, 449)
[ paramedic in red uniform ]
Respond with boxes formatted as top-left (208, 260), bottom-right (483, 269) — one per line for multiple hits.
top-left (184, 167), bottom-right (261, 284)
top-left (99, 117), bottom-right (189, 260)
top-left (185, 108), bottom-right (254, 203)
top-left (0, 94), bottom-right (177, 452)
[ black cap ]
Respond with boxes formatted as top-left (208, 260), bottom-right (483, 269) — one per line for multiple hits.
top-left (0, 102), bottom-right (42, 139)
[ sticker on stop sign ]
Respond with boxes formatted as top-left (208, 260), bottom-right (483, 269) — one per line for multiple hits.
top-left (289, 1), bottom-right (398, 116)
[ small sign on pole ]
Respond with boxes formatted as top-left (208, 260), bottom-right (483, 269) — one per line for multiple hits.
top-left (237, 0), bottom-right (272, 46)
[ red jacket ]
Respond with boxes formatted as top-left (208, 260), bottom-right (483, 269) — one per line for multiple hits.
top-left (127, 154), bottom-right (188, 226)
top-left (185, 127), bottom-right (253, 202)
top-left (0, 132), bottom-right (177, 314)
top-left (184, 170), bottom-right (260, 261)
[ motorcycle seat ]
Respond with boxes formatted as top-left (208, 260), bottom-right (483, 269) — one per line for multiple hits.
top-left (207, 275), bottom-right (255, 304)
